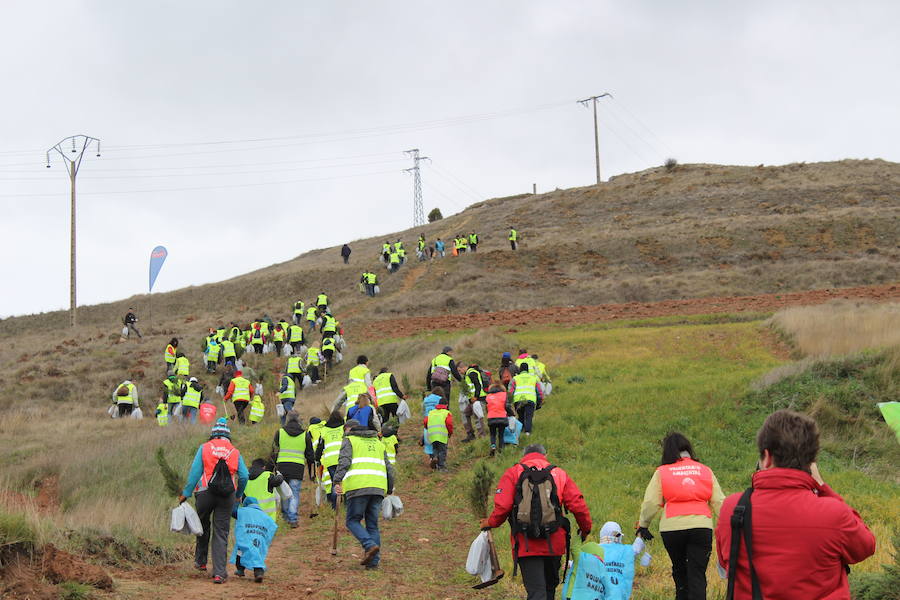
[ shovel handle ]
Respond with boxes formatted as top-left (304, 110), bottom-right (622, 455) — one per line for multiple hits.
top-left (330, 494), bottom-right (341, 555)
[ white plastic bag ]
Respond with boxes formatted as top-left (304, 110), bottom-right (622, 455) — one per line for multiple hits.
top-left (397, 399), bottom-right (411, 424)
top-left (255, 383), bottom-right (264, 396)
top-left (282, 344), bottom-right (292, 357)
top-left (508, 416), bottom-right (517, 430)
top-left (121, 326), bottom-right (129, 337)
top-left (108, 405), bottom-right (118, 418)
top-left (335, 351), bottom-right (343, 364)
top-left (381, 496), bottom-right (395, 520)
top-left (171, 502), bottom-right (203, 536)
top-left (276, 403), bottom-right (286, 418)
top-left (172, 404), bottom-right (182, 417)
top-left (472, 400), bottom-right (485, 419)
top-left (465, 531), bottom-right (493, 582)
top-left (302, 375), bottom-right (312, 388)
top-left (390, 494), bottom-right (403, 516)
top-left (458, 391), bottom-right (468, 412)
top-left (276, 480), bottom-right (293, 502)
top-left (297, 344), bottom-right (308, 356)
top-left (373, 285), bottom-right (380, 295)
top-left (131, 407), bottom-right (143, 419)
top-left (244, 345), bottom-right (255, 354)
top-left (215, 385), bottom-right (224, 396)
top-left (315, 483), bottom-right (323, 506)
top-left (542, 382), bottom-right (553, 397)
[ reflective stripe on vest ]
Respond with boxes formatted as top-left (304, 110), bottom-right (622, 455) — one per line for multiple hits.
top-left (343, 382), bottom-right (368, 408)
top-left (231, 377), bottom-right (252, 402)
top-left (342, 436), bottom-right (387, 493)
top-left (165, 345), bottom-right (176, 364)
top-left (244, 473), bottom-right (277, 516)
top-left (382, 435), bottom-right (398, 464)
top-left (426, 408), bottom-right (450, 444)
top-left (156, 403), bottom-right (168, 426)
top-left (307, 348), bottom-right (321, 365)
top-left (348, 365), bottom-right (369, 384)
top-left (279, 376), bottom-right (296, 400)
top-left (317, 295), bottom-right (328, 306)
top-left (287, 357), bottom-right (302, 373)
top-left (372, 373), bottom-right (398, 405)
top-left (249, 397), bottom-right (265, 422)
top-left (289, 326), bottom-right (303, 343)
top-left (658, 458), bottom-right (714, 518)
top-left (176, 357), bottom-right (189, 376)
top-left (465, 368), bottom-right (483, 397)
top-left (207, 344), bottom-right (220, 361)
top-left (221, 340), bottom-right (236, 357)
top-left (273, 329), bottom-right (285, 342)
top-left (322, 339), bottom-right (336, 352)
top-left (118, 382), bottom-right (136, 405)
top-left (277, 429), bottom-right (307, 465)
top-left (164, 379), bottom-right (182, 404)
top-left (182, 386), bottom-right (202, 409)
top-left (320, 426), bottom-right (344, 467)
top-left (323, 316), bottom-right (336, 332)
top-left (307, 307), bottom-right (318, 320)
top-left (513, 373), bottom-right (538, 403)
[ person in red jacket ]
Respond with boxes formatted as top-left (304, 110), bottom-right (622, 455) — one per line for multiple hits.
top-left (480, 444), bottom-right (592, 600)
top-left (715, 410), bottom-right (876, 600)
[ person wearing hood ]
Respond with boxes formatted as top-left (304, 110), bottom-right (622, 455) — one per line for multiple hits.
top-left (272, 411), bottom-right (316, 528)
top-left (381, 424), bottom-right (400, 465)
top-left (180, 377), bottom-right (205, 424)
top-left (333, 419), bottom-right (395, 570)
top-left (347, 393), bottom-right (382, 432)
top-left (230, 496), bottom-right (277, 583)
top-left (316, 411), bottom-right (347, 509)
top-left (244, 458), bottom-right (283, 522)
top-left (178, 419), bottom-right (249, 584)
top-left (424, 395), bottom-right (453, 471)
top-left (562, 521), bottom-right (649, 600)
top-left (421, 386), bottom-right (445, 460)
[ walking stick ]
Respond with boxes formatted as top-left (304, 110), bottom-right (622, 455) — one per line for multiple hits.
top-left (330, 494), bottom-right (341, 555)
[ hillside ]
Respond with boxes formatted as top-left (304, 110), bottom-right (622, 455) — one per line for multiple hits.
top-left (1, 159), bottom-right (897, 340)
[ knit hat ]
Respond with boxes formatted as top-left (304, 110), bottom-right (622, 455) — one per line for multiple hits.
top-left (502, 352), bottom-right (511, 359)
top-left (211, 418), bottom-right (231, 439)
top-left (599, 521), bottom-right (623, 544)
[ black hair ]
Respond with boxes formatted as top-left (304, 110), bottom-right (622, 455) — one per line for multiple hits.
top-left (357, 355), bottom-right (368, 365)
top-left (660, 432), bottom-right (697, 465)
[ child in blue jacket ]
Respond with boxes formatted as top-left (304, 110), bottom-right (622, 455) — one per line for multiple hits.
top-left (230, 496), bottom-right (278, 583)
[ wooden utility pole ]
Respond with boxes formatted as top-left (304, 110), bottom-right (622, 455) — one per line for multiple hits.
top-left (47, 135), bottom-right (101, 328)
top-left (577, 93), bottom-right (612, 184)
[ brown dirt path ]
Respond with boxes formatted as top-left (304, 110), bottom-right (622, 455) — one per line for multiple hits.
top-left (356, 283), bottom-right (900, 340)
top-left (114, 456), bottom-right (504, 600)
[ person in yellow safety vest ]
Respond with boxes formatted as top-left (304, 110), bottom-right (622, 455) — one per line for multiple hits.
top-left (468, 231), bottom-right (479, 252)
top-left (424, 400), bottom-right (453, 470)
top-left (458, 233), bottom-right (468, 253)
top-left (315, 412), bottom-right (346, 509)
top-left (162, 374), bottom-right (185, 416)
top-left (249, 394), bottom-right (265, 425)
top-left (181, 377), bottom-right (205, 424)
top-left (223, 369), bottom-right (253, 424)
top-left (339, 381), bottom-right (369, 411)
top-left (332, 418), bottom-right (395, 569)
top-left (508, 362), bottom-right (543, 437)
top-left (229, 324), bottom-right (242, 342)
top-left (271, 410), bottom-right (316, 527)
top-left (382, 241), bottom-right (392, 263)
top-left (320, 313), bottom-right (337, 339)
top-left (221, 338), bottom-right (237, 366)
top-left (165, 338), bottom-right (179, 375)
top-left (306, 306), bottom-right (319, 333)
top-left (249, 324), bottom-right (264, 354)
top-left (531, 353), bottom-right (551, 390)
top-left (175, 352), bottom-right (190, 379)
top-left (396, 240), bottom-right (406, 264)
top-left (508, 226), bottom-right (519, 250)
top-left (215, 326), bottom-right (227, 342)
top-left (515, 350), bottom-right (537, 374)
top-left (348, 355), bottom-right (372, 387)
top-left (244, 458), bottom-right (283, 520)
top-left (364, 270), bottom-right (378, 296)
top-left (380, 424), bottom-right (399, 465)
top-left (306, 344), bottom-right (322, 383)
top-left (426, 346), bottom-right (462, 401)
top-left (292, 300), bottom-right (305, 325)
top-left (272, 324), bottom-right (286, 356)
top-left (286, 355), bottom-right (304, 387)
top-left (462, 364), bottom-right (488, 442)
top-left (206, 340), bottom-right (221, 373)
top-left (321, 337), bottom-right (337, 367)
top-left (417, 235), bottom-right (425, 253)
top-left (316, 293), bottom-right (329, 311)
top-left (373, 368), bottom-right (407, 422)
top-left (278, 372), bottom-right (297, 423)
top-left (113, 380), bottom-right (139, 418)
top-left (288, 323), bottom-right (305, 352)
top-left (388, 249), bottom-right (400, 273)
top-left (156, 400), bottom-right (168, 426)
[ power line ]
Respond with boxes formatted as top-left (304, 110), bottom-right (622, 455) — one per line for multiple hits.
top-left (609, 97), bottom-right (676, 157)
top-left (404, 149), bottom-right (429, 227)
top-left (428, 164), bottom-right (483, 200)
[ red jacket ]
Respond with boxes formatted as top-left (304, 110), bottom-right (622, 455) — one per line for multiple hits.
top-left (423, 404), bottom-right (453, 437)
top-left (715, 468), bottom-right (875, 600)
top-left (487, 453), bottom-right (592, 558)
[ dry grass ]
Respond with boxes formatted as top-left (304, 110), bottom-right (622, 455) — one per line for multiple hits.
top-left (769, 300), bottom-right (900, 357)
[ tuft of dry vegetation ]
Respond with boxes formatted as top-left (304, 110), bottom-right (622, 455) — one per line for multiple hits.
top-left (768, 300), bottom-right (900, 357)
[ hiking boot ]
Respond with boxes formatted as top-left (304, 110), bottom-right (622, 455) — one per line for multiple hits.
top-left (235, 567), bottom-right (245, 577)
top-left (253, 568), bottom-right (264, 583)
top-left (489, 445), bottom-right (496, 457)
top-left (360, 545), bottom-right (380, 566)
top-left (290, 521), bottom-right (299, 529)
top-left (212, 575), bottom-right (227, 584)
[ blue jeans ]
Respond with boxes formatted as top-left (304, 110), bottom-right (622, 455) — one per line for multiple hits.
top-left (280, 399), bottom-right (294, 424)
top-left (344, 495), bottom-right (383, 566)
top-left (181, 406), bottom-right (198, 424)
top-left (282, 479), bottom-right (302, 523)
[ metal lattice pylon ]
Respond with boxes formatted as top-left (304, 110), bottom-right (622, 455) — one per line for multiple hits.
top-left (405, 148), bottom-right (429, 226)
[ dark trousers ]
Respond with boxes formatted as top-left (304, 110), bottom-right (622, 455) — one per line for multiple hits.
top-left (379, 402), bottom-right (398, 422)
top-left (343, 255), bottom-right (349, 264)
top-left (516, 402), bottom-right (535, 433)
top-left (488, 420), bottom-right (507, 452)
top-left (661, 527), bottom-right (712, 600)
top-left (326, 465), bottom-right (338, 509)
top-left (470, 243), bottom-right (477, 252)
top-left (274, 341), bottom-right (283, 355)
top-left (126, 323), bottom-right (142, 338)
top-left (365, 283), bottom-right (375, 296)
top-left (431, 441), bottom-right (448, 469)
top-left (510, 240), bottom-right (517, 250)
top-left (253, 343), bottom-right (263, 354)
top-left (117, 403), bottom-right (134, 417)
top-left (308, 365), bottom-right (320, 382)
top-left (233, 400), bottom-right (248, 424)
top-left (194, 491), bottom-right (235, 578)
top-left (517, 555), bottom-right (561, 600)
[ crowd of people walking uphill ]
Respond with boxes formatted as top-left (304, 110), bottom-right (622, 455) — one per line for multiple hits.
top-left (107, 221), bottom-right (875, 599)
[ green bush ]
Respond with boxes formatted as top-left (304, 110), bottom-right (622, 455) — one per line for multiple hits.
top-left (851, 528), bottom-right (900, 600)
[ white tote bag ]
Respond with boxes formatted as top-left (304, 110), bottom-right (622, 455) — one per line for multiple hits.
top-left (472, 400), bottom-right (485, 419)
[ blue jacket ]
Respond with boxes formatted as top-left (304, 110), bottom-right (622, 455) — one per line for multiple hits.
top-left (229, 499), bottom-right (277, 569)
top-left (347, 404), bottom-right (374, 428)
top-left (181, 439), bottom-right (249, 498)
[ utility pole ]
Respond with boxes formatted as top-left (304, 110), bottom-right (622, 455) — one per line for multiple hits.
top-left (404, 148), bottom-right (429, 227)
top-left (577, 93), bottom-right (612, 184)
top-left (46, 135), bottom-right (101, 328)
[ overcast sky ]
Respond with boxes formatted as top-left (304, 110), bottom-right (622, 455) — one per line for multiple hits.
top-left (1, 1), bottom-right (897, 318)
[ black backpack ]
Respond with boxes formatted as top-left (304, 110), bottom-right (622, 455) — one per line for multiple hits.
top-left (207, 451), bottom-right (236, 498)
top-left (479, 369), bottom-right (491, 390)
top-left (509, 464), bottom-right (570, 574)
